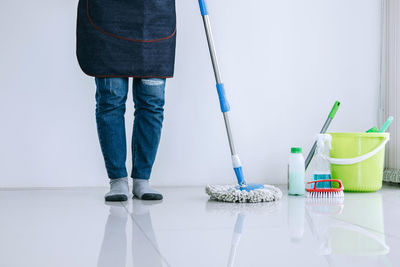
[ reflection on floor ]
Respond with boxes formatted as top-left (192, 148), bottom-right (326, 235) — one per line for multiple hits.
top-left (0, 184), bottom-right (399, 267)
top-left (98, 202), bottom-right (164, 267)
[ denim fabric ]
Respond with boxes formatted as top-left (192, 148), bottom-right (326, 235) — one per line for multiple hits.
top-left (95, 77), bottom-right (166, 180)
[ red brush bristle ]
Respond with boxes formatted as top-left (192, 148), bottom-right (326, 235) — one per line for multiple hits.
top-left (306, 179), bottom-right (344, 198)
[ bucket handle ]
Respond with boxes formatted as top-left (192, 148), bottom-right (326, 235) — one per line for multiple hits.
top-left (328, 136), bottom-right (390, 165)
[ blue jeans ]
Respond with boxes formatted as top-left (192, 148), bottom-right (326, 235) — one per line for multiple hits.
top-left (95, 77), bottom-right (166, 180)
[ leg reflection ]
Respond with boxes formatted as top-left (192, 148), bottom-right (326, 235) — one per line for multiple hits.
top-left (97, 204), bottom-right (127, 267)
top-left (131, 200), bottom-right (163, 267)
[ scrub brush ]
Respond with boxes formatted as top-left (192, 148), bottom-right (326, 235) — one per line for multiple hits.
top-left (306, 179), bottom-right (344, 198)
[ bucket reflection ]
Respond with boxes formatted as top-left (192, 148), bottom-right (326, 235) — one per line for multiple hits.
top-left (305, 193), bottom-right (391, 266)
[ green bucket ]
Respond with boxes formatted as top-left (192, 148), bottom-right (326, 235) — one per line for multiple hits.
top-left (327, 132), bottom-right (390, 192)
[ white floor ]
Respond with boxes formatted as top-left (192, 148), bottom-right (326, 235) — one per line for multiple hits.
top-left (0, 184), bottom-right (399, 267)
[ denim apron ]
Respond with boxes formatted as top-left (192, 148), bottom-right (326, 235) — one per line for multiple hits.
top-left (76, 0), bottom-right (176, 78)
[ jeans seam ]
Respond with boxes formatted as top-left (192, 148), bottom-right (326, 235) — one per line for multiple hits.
top-left (131, 83), bottom-right (136, 178)
top-left (132, 118), bottom-right (137, 178)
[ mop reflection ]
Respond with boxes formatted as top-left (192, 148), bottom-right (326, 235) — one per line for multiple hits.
top-left (206, 200), bottom-right (282, 267)
top-left (303, 193), bottom-right (391, 266)
top-left (97, 201), bottom-right (163, 267)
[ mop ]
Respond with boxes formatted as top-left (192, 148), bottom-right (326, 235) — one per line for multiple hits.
top-left (198, 0), bottom-right (282, 203)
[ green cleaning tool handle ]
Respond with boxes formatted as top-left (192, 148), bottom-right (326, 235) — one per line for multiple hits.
top-left (305, 101), bottom-right (340, 169)
top-left (328, 101), bottom-right (340, 119)
top-left (379, 116), bottom-right (393, 132)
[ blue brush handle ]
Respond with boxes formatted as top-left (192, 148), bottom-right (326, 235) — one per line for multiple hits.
top-left (198, 0), bottom-right (209, 16)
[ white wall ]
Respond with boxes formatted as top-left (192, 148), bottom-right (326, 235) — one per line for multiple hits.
top-left (0, 0), bottom-right (382, 187)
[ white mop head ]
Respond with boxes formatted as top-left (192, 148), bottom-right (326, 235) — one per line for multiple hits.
top-left (206, 184), bottom-right (282, 203)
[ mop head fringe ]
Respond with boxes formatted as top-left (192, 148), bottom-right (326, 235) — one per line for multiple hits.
top-left (206, 184), bottom-right (282, 203)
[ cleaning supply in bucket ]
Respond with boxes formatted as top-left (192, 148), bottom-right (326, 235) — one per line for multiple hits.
top-left (198, 0), bottom-right (282, 203)
top-left (288, 147), bottom-right (305, 195)
top-left (379, 116), bottom-right (393, 132)
top-left (366, 126), bottom-right (379, 133)
top-left (366, 116), bottom-right (393, 133)
top-left (306, 179), bottom-right (344, 198)
top-left (313, 134), bottom-right (333, 188)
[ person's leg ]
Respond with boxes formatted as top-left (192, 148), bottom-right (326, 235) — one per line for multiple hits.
top-left (131, 78), bottom-right (166, 200)
top-left (95, 77), bottom-right (130, 201)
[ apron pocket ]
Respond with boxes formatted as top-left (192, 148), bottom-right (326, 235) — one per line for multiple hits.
top-left (87, 0), bottom-right (176, 42)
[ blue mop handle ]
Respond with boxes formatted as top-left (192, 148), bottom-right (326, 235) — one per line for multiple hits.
top-left (198, 0), bottom-right (246, 187)
top-left (216, 83), bottom-right (230, 113)
top-left (198, 0), bottom-right (230, 113)
top-left (198, 0), bottom-right (209, 16)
